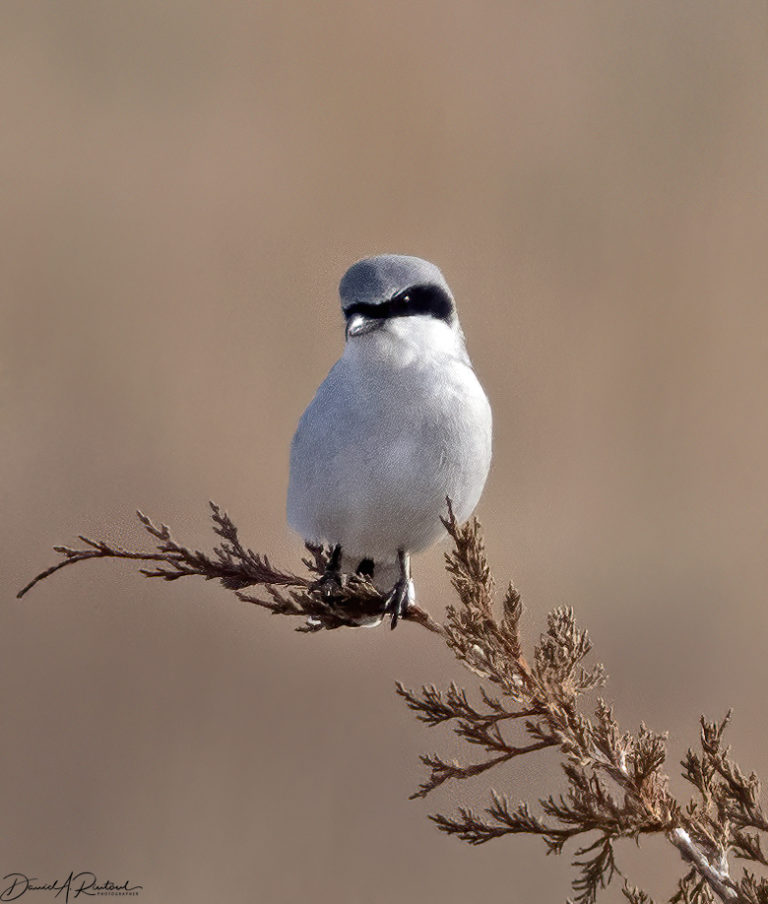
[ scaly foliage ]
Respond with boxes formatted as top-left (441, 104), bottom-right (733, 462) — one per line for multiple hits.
top-left (18, 501), bottom-right (768, 902)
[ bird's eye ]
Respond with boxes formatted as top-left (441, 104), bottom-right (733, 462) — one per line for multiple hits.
top-left (402, 294), bottom-right (410, 303)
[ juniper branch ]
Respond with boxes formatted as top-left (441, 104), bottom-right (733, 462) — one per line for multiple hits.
top-left (17, 499), bottom-right (768, 903)
top-left (624, 884), bottom-right (659, 904)
top-left (398, 506), bottom-right (767, 904)
top-left (17, 502), bottom-right (444, 634)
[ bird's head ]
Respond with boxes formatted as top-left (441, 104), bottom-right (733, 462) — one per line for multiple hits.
top-left (339, 255), bottom-right (458, 344)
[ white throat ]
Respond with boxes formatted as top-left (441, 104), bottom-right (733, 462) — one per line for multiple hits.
top-left (344, 315), bottom-right (467, 370)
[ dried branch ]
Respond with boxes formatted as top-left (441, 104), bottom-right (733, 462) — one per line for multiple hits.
top-left (17, 502), bottom-right (443, 634)
top-left (17, 499), bottom-right (768, 903)
top-left (398, 506), bottom-right (768, 904)
top-left (624, 884), bottom-right (659, 904)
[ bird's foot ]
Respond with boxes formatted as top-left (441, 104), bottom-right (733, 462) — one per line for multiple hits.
top-left (316, 544), bottom-right (343, 600)
top-left (383, 577), bottom-right (415, 630)
top-left (316, 572), bottom-right (343, 601)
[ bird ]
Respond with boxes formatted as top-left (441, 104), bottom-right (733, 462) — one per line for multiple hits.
top-left (287, 254), bottom-right (492, 629)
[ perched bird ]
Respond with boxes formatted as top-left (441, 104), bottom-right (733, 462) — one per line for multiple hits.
top-left (287, 254), bottom-right (492, 628)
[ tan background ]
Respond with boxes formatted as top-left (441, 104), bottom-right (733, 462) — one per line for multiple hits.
top-left (2, 2), bottom-right (768, 902)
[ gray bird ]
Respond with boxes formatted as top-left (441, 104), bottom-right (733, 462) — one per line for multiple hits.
top-left (287, 254), bottom-right (492, 628)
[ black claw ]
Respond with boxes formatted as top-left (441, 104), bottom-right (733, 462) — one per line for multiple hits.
top-left (318, 574), bottom-right (341, 600)
top-left (384, 578), bottom-right (411, 630)
top-left (318, 544), bottom-right (343, 599)
top-left (327, 544), bottom-right (342, 573)
top-left (383, 549), bottom-right (412, 630)
top-left (356, 558), bottom-right (375, 579)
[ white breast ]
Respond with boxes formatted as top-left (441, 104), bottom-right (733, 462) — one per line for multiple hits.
top-left (287, 316), bottom-right (492, 563)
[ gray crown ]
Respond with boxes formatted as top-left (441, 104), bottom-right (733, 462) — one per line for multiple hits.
top-left (339, 254), bottom-right (452, 310)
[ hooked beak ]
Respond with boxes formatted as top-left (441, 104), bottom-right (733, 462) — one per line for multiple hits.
top-left (346, 313), bottom-right (383, 338)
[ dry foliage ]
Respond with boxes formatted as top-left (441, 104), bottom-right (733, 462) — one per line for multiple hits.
top-left (18, 502), bottom-right (768, 903)
top-left (17, 502), bottom-right (443, 634)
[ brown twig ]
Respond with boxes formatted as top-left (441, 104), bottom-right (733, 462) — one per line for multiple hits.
top-left (17, 502), bottom-right (442, 635)
top-left (398, 506), bottom-right (766, 904)
top-left (17, 499), bottom-right (768, 903)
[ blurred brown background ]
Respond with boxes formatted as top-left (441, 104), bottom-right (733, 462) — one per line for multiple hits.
top-left (2, 2), bottom-right (767, 901)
